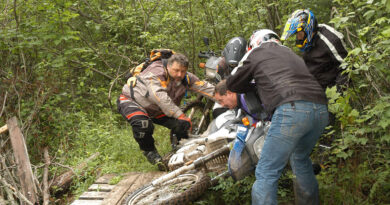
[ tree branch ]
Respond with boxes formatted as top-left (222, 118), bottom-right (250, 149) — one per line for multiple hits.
top-left (365, 71), bottom-right (382, 98)
top-left (42, 147), bottom-right (50, 205)
top-left (69, 59), bottom-right (114, 80)
top-left (331, 7), bottom-right (356, 49)
top-left (1, 153), bottom-right (18, 191)
top-left (0, 91), bottom-right (8, 118)
top-left (69, 7), bottom-right (103, 24)
top-left (13, 0), bottom-right (27, 77)
top-left (0, 175), bottom-right (33, 205)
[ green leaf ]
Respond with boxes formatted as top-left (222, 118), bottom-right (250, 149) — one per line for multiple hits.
top-left (363, 10), bottom-right (375, 20)
top-left (381, 27), bottom-right (390, 37)
top-left (358, 83), bottom-right (369, 89)
top-left (326, 86), bottom-right (340, 104)
top-left (349, 47), bottom-right (361, 56)
top-left (386, 0), bottom-right (390, 12)
top-left (378, 118), bottom-right (390, 129)
top-left (381, 134), bottom-right (390, 143)
top-left (349, 109), bottom-right (360, 118)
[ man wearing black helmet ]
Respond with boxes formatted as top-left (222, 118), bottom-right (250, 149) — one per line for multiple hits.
top-left (212, 37), bottom-right (247, 118)
top-left (217, 37), bottom-right (247, 79)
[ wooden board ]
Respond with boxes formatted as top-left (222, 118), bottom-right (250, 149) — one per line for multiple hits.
top-left (100, 173), bottom-right (142, 205)
top-left (70, 200), bottom-right (103, 205)
top-left (71, 172), bottom-right (167, 205)
top-left (78, 191), bottom-right (110, 200)
top-left (7, 117), bottom-right (38, 204)
top-left (88, 184), bottom-right (116, 192)
top-left (95, 173), bottom-right (117, 184)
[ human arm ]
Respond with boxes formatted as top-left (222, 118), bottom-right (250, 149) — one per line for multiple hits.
top-left (329, 34), bottom-right (349, 90)
top-left (187, 72), bottom-right (215, 100)
top-left (225, 57), bottom-right (255, 93)
top-left (319, 24), bottom-right (349, 87)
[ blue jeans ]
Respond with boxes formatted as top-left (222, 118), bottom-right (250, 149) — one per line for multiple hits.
top-left (252, 101), bottom-right (328, 205)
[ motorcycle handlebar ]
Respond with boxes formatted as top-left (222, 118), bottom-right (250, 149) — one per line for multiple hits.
top-left (198, 53), bottom-right (210, 59)
top-left (198, 51), bottom-right (216, 59)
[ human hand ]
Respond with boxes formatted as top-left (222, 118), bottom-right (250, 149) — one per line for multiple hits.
top-left (178, 114), bottom-right (192, 132)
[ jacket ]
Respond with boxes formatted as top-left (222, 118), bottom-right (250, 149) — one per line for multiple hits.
top-left (303, 24), bottom-right (348, 89)
top-left (121, 60), bottom-right (214, 118)
top-left (226, 42), bottom-right (327, 115)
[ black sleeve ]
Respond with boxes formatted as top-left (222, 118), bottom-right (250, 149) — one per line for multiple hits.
top-left (226, 60), bottom-right (254, 93)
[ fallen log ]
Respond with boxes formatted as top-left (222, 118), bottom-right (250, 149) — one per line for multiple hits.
top-left (51, 152), bottom-right (100, 194)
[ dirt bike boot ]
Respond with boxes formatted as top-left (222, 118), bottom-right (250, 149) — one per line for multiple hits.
top-left (143, 149), bottom-right (167, 171)
top-left (143, 149), bottom-right (162, 164)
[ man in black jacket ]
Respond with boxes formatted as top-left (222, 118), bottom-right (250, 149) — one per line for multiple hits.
top-left (226, 29), bottom-right (328, 205)
top-left (282, 9), bottom-right (350, 141)
top-left (281, 9), bottom-right (349, 90)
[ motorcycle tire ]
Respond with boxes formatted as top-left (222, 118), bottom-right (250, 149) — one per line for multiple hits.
top-left (122, 171), bottom-right (211, 205)
top-left (182, 100), bottom-right (211, 135)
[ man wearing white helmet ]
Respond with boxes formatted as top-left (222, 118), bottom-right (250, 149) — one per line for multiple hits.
top-left (226, 29), bottom-right (328, 205)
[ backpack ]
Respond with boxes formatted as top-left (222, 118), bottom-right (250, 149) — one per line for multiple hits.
top-left (126, 49), bottom-right (175, 86)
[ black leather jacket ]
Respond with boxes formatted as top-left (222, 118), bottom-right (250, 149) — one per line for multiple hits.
top-left (226, 42), bottom-right (327, 115)
top-left (303, 24), bottom-right (348, 89)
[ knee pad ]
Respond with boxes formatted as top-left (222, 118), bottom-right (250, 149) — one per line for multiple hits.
top-left (131, 118), bottom-right (154, 139)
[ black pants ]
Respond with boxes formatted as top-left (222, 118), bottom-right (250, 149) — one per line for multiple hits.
top-left (117, 99), bottom-right (188, 151)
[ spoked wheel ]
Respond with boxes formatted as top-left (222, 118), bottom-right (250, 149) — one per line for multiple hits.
top-left (122, 172), bottom-right (211, 205)
top-left (182, 100), bottom-right (211, 135)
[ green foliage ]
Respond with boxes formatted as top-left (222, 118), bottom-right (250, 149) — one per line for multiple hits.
top-left (64, 108), bottom-right (171, 173)
top-left (195, 176), bottom-right (254, 205)
top-left (211, 176), bottom-right (253, 204)
top-left (109, 175), bottom-right (124, 185)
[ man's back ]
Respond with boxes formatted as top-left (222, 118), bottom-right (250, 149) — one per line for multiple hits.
top-left (227, 42), bottom-right (327, 114)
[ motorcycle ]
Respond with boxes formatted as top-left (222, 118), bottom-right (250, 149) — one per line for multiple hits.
top-left (122, 108), bottom-right (270, 205)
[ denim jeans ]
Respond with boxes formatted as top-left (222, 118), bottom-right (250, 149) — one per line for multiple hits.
top-left (252, 101), bottom-right (328, 205)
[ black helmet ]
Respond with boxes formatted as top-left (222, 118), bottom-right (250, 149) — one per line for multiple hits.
top-left (222, 37), bottom-right (247, 70)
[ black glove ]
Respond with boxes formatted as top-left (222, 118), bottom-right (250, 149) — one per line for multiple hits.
top-left (178, 120), bottom-right (191, 131)
top-left (177, 114), bottom-right (192, 132)
top-left (172, 115), bottom-right (191, 141)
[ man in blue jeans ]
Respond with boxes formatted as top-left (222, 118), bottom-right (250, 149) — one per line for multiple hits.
top-left (226, 29), bottom-right (329, 204)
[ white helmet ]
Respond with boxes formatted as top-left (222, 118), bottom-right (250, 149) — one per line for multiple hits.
top-left (247, 29), bottom-right (281, 51)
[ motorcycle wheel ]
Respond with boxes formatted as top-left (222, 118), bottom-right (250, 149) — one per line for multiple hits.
top-left (122, 172), bottom-right (211, 205)
top-left (182, 100), bottom-right (211, 135)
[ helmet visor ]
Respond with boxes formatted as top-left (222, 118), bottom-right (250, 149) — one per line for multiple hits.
top-left (281, 17), bottom-right (299, 41)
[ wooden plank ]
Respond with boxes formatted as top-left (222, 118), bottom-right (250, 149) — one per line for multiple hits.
top-left (101, 172), bottom-right (142, 205)
top-left (0, 124), bottom-right (7, 134)
top-left (70, 200), bottom-right (103, 205)
top-left (78, 191), bottom-right (110, 200)
top-left (88, 184), bottom-right (115, 192)
top-left (115, 171), bottom-right (167, 205)
top-left (126, 172), bottom-right (166, 194)
top-left (95, 173), bottom-right (117, 184)
top-left (7, 117), bottom-right (38, 205)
